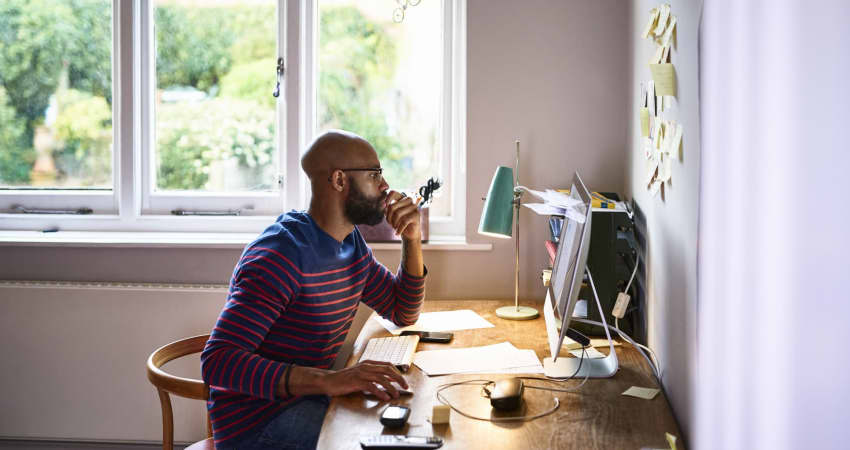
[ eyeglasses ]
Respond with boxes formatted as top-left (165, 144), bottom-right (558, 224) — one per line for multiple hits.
top-left (336, 167), bottom-right (384, 182)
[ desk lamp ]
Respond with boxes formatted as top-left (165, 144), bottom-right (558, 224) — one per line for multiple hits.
top-left (478, 141), bottom-right (539, 320)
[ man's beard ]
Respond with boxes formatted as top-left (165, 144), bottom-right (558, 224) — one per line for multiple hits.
top-left (344, 178), bottom-right (386, 226)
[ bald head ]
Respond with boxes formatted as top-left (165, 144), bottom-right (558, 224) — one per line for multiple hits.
top-left (301, 130), bottom-right (378, 183)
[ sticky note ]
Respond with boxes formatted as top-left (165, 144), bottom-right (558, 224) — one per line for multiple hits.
top-left (640, 108), bottom-right (650, 136)
top-left (669, 123), bottom-right (683, 158)
top-left (569, 346), bottom-right (606, 359)
top-left (661, 16), bottom-right (677, 49)
top-left (650, 45), bottom-right (665, 65)
top-left (655, 4), bottom-right (670, 37)
top-left (589, 338), bottom-right (620, 347)
top-left (649, 63), bottom-right (676, 96)
top-left (666, 432), bottom-right (678, 450)
top-left (649, 179), bottom-right (662, 196)
top-left (431, 403), bottom-right (451, 424)
top-left (642, 8), bottom-right (659, 39)
top-left (560, 337), bottom-right (582, 350)
top-left (660, 154), bottom-right (672, 182)
top-left (642, 137), bottom-right (653, 161)
top-left (622, 386), bottom-right (660, 400)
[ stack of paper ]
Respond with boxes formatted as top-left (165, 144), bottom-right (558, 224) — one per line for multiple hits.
top-left (522, 188), bottom-right (585, 223)
top-left (413, 342), bottom-right (544, 376)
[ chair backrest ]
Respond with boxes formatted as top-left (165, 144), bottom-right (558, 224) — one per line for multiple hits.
top-left (146, 334), bottom-right (211, 450)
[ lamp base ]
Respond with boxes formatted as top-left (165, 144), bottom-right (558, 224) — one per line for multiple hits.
top-left (495, 305), bottom-right (539, 320)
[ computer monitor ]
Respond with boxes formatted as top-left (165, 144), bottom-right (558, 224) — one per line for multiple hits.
top-left (542, 172), bottom-right (618, 378)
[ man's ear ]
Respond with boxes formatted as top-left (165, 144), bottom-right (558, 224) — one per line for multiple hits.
top-left (328, 170), bottom-right (346, 192)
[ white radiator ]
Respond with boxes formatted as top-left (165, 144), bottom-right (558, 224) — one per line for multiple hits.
top-left (0, 281), bottom-right (228, 444)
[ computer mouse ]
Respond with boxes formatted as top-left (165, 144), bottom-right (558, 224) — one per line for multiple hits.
top-left (489, 378), bottom-right (524, 411)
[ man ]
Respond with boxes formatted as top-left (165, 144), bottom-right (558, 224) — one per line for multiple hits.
top-left (201, 130), bottom-right (426, 449)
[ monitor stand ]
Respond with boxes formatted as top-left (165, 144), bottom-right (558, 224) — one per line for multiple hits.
top-left (543, 269), bottom-right (619, 378)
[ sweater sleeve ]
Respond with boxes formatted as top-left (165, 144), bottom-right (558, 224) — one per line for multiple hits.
top-left (200, 246), bottom-right (302, 400)
top-left (359, 251), bottom-right (426, 326)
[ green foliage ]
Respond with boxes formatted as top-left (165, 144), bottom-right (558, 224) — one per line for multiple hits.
top-left (156, 98), bottom-right (275, 191)
top-left (0, 0), bottom-right (74, 123)
top-left (0, 86), bottom-right (32, 184)
top-left (154, 6), bottom-right (234, 92)
top-left (53, 89), bottom-right (112, 186)
top-left (227, 6), bottom-right (276, 66)
top-left (220, 58), bottom-right (276, 109)
top-left (65, 0), bottom-right (113, 103)
top-left (318, 6), bottom-right (410, 186)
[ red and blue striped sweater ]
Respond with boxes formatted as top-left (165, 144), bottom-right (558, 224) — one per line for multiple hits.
top-left (201, 211), bottom-right (425, 446)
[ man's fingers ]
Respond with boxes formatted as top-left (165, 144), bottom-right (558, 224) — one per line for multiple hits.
top-left (389, 203), bottom-right (418, 230)
top-left (357, 361), bottom-right (408, 390)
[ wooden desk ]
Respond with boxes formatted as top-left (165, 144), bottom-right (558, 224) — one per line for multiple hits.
top-left (318, 300), bottom-right (682, 449)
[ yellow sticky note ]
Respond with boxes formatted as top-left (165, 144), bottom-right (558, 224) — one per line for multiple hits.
top-left (642, 8), bottom-right (659, 39)
top-left (622, 386), bottom-right (660, 400)
top-left (640, 108), bottom-right (650, 137)
top-left (649, 63), bottom-right (677, 96)
top-left (666, 432), bottom-right (678, 450)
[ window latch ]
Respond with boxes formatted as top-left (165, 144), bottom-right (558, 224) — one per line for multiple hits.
top-left (272, 57), bottom-right (285, 98)
top-left (11, 205), bottom-right (93, 215)
top-left (171, 209), bottom-right (241, 216)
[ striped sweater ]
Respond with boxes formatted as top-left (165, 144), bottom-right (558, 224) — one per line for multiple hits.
top-left (200, 211), bottom-right (425, 446)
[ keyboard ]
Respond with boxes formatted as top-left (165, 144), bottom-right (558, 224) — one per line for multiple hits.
top-left (358, 335), bottom-right (420, 372)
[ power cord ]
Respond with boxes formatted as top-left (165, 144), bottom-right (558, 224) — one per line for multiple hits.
top-left (434, 347), bottom-right (591, 423)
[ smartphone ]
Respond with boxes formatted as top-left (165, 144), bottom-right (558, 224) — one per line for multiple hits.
top-left (380, 405), bottom-right (411, 428)
top-left (400, 330), bottom-right (453, 343)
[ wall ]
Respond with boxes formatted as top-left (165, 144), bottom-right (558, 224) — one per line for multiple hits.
top-left (625, 0), bottom-right (701, 443)
top-left (696, 1), bottom-right (850, 449)
top-left (0, 0), bottom-right (631, 442)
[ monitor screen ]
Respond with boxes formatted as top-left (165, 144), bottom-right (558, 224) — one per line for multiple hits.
top-left (544, 172), bottom-right (592, 361)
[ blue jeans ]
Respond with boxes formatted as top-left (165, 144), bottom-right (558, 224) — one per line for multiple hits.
top-left (220, 395), bottom-right (331, 450)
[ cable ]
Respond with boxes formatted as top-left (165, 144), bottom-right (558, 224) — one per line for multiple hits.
top-left (574, 317), bottom-right (662, 382)
top-left (435, 380), bottom-right (560, 422)
top-left (624, 252), bottom-right (639, 294)
top-left (434, 347), bottom-right (591, 422)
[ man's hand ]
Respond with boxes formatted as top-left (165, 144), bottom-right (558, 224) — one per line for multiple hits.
top-left (384, 190), bottom-right (421, 241)
top-left (281, 361), bottom-right (408, 401)
top-left (319, 361), bottom-right (408, 401)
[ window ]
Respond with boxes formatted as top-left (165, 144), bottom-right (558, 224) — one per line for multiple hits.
top-left (0, 0), bottom-right (116, 214)
top-left (0, 0), bottom-right (465, 236)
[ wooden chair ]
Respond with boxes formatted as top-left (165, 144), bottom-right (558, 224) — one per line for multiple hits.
top-left (146, 334), bottom-right (214, 450)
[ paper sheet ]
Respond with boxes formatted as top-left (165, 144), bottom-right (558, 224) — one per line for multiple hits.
top-left (373, 309), bottom-right (494, 335)
top-left (524, 189), bottom-right (582, 209)
top-left (649, 63), bottom-right (677, 96)
top-left (523, 203), bottom-right (566, 216)
top-left (413, 342), bottom-right (543, 376)
top-left (457, 349), bottom-right (544, 374)
top-left (622, 386), bottom-right (661, 400)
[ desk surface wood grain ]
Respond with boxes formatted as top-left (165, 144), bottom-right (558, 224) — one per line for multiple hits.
top-left (318, 300), bottom-right (682, 450)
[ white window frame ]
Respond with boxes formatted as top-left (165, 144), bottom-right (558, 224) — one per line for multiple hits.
top-left (0, 0), bottom-right (466, 238)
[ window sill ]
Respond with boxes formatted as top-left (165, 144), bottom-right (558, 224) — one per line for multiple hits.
top-left (0, 230), bottom-right (493, 251)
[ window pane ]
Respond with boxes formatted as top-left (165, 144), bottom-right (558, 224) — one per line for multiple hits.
top-left (153, 0), bottom-right (277, 193)
top-left (317, 0), bottom-right (447, 214)
top-left (0, 0), bottom-right (113, 189)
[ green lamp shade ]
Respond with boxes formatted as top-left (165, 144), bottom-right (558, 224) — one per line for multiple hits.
top-left (478, 166), bottom-right (515, 238)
